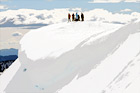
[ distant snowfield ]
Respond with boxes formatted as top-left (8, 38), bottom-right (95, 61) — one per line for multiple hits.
top-left (0, 20), bottom-right (140, 93)
top-left (0, 8), bottom-right (140, 26)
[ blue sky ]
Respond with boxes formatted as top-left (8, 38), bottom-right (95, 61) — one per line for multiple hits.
top-left (0, 0), bottom-right (140, 13)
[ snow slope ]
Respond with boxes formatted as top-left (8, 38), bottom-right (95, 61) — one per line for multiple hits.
top-left (0, 21), bottom-right (140, 93)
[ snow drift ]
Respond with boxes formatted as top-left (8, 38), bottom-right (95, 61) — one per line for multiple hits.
top-left (0, 21), bottom-right (140, 93)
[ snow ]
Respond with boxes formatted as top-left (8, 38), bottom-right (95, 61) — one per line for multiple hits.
top-left (0, 8), bottom-right (140, 26)
top-left (0, 21), bottom-right (140, 93)
top-left (58, 32), bottom-right (140, 93)
top-left (1, 8), bottom-right (140, 50)
top-left (0, 59), bottom-right (21, 92)
top-left (20, 21), bottom-right (122, 61)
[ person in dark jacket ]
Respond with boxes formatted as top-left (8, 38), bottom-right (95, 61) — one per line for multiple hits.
top-left (81, 12), bottom-right (84, 21)
top-left (78, 15), bottom-right (80, 21)
top-left (68, 13), bottom-right (71, 22)
top-left (72, 13), bottom-right (75, 21)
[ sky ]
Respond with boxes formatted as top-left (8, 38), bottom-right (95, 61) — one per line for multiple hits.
top-left (0, 0), bottom-right (140, 13)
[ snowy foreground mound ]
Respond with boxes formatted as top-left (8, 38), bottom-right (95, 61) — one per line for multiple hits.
top-left (0, 21), bottom-right (140, 93)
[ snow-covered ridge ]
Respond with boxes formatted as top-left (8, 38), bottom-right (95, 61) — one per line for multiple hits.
top-left (0, 8), bottom-right (140, 26)
top-left (19, 21), bottom-right (123, 61)
top-left (0, 21), bottom-right (140, 93)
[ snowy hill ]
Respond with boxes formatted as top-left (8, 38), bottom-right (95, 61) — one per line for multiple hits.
top-left (0, 21), bottom-right (140, 93)
top-left (0, 8), bottom-right (140, 27)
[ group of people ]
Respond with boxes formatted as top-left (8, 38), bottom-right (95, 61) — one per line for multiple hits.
top-left (68, 12), bottom-right (84, 22)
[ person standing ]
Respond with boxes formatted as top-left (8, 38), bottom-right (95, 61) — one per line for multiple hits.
top-left (72, 13), bottom-right (75, 21)
top-left (68, 13), bottom-right (71, 22)
top-left (78, 15), bottom-right (80, 21)
top-left (81, 12), bottom-right (84, 21)
top-left (75, 12), bottom-right (78, 21)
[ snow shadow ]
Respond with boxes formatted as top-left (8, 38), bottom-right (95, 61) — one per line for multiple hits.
top-left (7, 22), bottom-right (140, 93)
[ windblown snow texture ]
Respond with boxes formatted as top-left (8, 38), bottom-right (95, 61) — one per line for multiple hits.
top-left (0, 21), bottom-right (140, 93)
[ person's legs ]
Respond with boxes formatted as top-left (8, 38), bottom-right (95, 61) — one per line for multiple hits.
top-left (68, 18), bottom-right (71, 22)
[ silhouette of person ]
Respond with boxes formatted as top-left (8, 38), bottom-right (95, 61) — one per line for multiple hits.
top-left (75, 13), bottom-right (78, 21)
top-left (72, 13), bottom-right (75, 21)
top-left (81, 12), bottom-right (84, 21)
top-left (68, 13), bottom-right (71, 22)
top-left (78, 15), bottom-right (80, 21)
